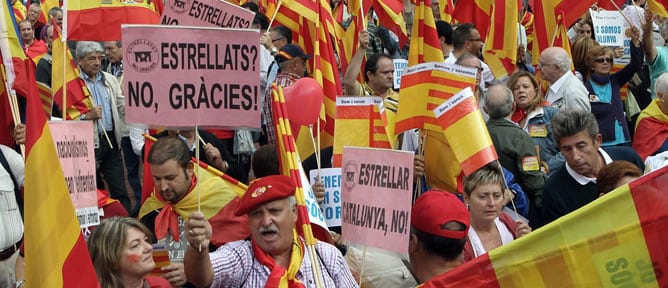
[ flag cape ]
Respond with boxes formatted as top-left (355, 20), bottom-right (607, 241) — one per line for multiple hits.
top-left (632, 99), bottom-right (668, 160)
top-left (51, 24), bottom-right (93, 120)
top-left (332, 96), bottom-right (393, 167)
top-left (423, 165), bottom-right (668, 287)
top-left (138, 165), bottom-right (250, 246)
top-left (67, 0), bottom-right (160, 41)
top-left (24, 57), bottom-right (100, 287)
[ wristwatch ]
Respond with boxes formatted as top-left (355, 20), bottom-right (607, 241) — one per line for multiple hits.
top-left (80, 113), bottom-right (87, 120)
top-left (15, 279), bottom-right (25, 288)
top-left (271, 47), bottom-right (278, 55)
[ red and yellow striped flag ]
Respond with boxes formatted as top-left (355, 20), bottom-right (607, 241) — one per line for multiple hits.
top-left (482, 0), bottom-right (518, 80)
top-left (11, 0), bottom-right (25, 21)
top-left (432, 87), bottom-right (497, 174)
top-left (423, 164), bottom-right (668, 287)
top-left (51, 24), bottom-right (93, 120)
top-left (24, 57), bottom-right (100, 288)
top-left (531, 0), bottom-right (592, 65)
top-left (37, 81), bottom-right (52, 117)
top-left (67, 0), bottom-right (160, 41)
top-left (38, 0), bottom-right (59, 27)
top-left (272, 83), bottom-right (331, 243)
top-left (647, 0), bottom-right (668, 17)
top-left (439, 0), bottom-right (455, 23)
top-left (372, 0), bottom-right (408, 46)
top-left (333, 96), bottom-right (393, 167)
top-left (452, 0), bottom-right (492, 39)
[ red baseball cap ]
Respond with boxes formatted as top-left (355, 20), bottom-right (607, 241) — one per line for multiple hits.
top-left (411, 190), bottom-right (470, 239)
top-left (235, 175), bottom-right (297, 216)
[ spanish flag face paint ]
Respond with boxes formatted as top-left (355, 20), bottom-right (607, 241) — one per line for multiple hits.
top-left (120, 228), bottom-right (155, 276)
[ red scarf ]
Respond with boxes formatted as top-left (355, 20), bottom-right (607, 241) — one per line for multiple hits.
top-left (154, 175), bottom-right (197, 242)
top-left (251, 230), bottom-right (305, 288)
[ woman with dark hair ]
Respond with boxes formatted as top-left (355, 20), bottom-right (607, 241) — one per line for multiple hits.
top-left (584, 27), bottom-right (643, 146)
top-left (597, 160), bottom-right (643, 196)
top-left (88, 217), bottom-right (171, 288)
top-left (461, 165), bottom-right (531, 262)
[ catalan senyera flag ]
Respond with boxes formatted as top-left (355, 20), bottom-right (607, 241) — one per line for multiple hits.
top-left (51, 24), bottom-right (93, 120)
top-left (272, 83), bottom-right (331, 243)
top-left (482, 0), bottom-right (517, 80)
top-left (335, 0), bottom-right (369, 81)
top-left (531, 0), bottom-right (593, 65)
top-left (422, 165), bottom-right (668, 287)
top-left (439, 0), bottom-right (454, 23)
top-left (67, 0), bottom-right (160, 41)
top-left (371, 0), bottom-right (409, 47)
top-left (11, 0), bottom-right (25, 21)
top-left (24, 57), bottom-right (100, 287)
top-left (1, 0), bottom-right (31, 97)
top-left (405, 0), bottom-right (442, 65)
top-left (333, 96), bottom-right (393, 167)
top-left (452, 0), bottom-right (492, 39)
top-left (647, 0), bottom-right (668, 17)
top-left (37, 81), bottom-right (53, 117)
top-left (432, 87), bottom-right (497, 174)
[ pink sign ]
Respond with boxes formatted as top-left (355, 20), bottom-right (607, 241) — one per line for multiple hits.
top-left (341, 147), bottom-right (414, 255)
top-left (160, 0), bottom-right (255, 29)
top-left (122, 25), bottom-right (261, 129)
top-left (49, 121), bottom-right (100, 228)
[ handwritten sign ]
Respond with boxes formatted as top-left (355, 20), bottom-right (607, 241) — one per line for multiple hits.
top-left (341, 147), bottom-right (413, 254)
top-left (49, 121), bottom-right (99, 228)
top-left (393, 59), bottom-right (408, 90)
top-left (310, 168), bottom-right (342, 227)
top-left (122, 25), bottom-right (261, 129)
top-left (161, 0), bottom-right (255, 29)
top-left (298, 165), bottom-right (328, 231)
top-left (590, 9), bottom-right (626, 47)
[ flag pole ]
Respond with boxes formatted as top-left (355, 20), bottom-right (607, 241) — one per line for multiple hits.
top-left (62, 1), bottom-right (67, 121)
top-left (607, 0), bottom-right (636, 28)
top-left (194, 127), bottom-right (202, 252)
top-left (4, 82), bottom-right (25, 157)
top-left (267, 0), bottom-right (283, 30)
top-left (495, 160), bottom-right (519, 219)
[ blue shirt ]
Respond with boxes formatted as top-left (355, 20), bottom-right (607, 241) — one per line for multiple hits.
top-left (82, 72), bottom-right (113, 132)
top-left (589, 80), bottom-right (627, 146)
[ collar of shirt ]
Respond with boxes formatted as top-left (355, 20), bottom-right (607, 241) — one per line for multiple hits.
top-left (565, 148), bottom-right (614, 185)
top-left (81, 70), bottom-right (104, 83)
top-left (547, 72), bottom-right (569, 98)
top-left (522, 106), bottom-right (545, 130)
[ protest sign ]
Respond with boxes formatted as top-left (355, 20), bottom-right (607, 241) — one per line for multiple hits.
top-left (49, 121), bottom-right (99, 228)
top-left (161, 0), bottom-right (255, 29)
top-left (122, 25), bottom-right (261, 129)
top-left (341, 147), bottom-right (414, 254)
top-left (310, 168), bottom-right (342, 227)
top-left (393, 59), bottom-right (408, 90)
top-left (299, 165), bottom-right (328, 230)
top-left (590, 9), bottom-right (626, 47)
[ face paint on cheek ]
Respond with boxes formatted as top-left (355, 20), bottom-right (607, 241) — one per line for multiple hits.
top-left (126, 254), bottom-right (142, 263)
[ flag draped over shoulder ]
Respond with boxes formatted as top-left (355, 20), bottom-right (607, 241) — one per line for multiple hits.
top-left (51, 24), bottom-right (93, 120)
top-left (333, 96), bottom-right (392, 167)
top-left (531, 0), bottom-right (593, 65)
top-left (482, 0), bottom-right (517, 80)
top-left (67, 0), bottom-right (160, 41)
top-left (647, 0), bottom-right (668, 17)
top-left (423, 165), bottom-right (668, 287)
top-left (24, 57), bottom-right (100, 287)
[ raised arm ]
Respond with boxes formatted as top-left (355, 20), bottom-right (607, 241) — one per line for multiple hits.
top-left (343, 30), bottom-right (369, 96)
top-left (642, 10), bottom-right (657, 64)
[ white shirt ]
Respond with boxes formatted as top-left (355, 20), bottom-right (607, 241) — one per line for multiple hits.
top-left (565, 148), bottom-right (614, 185)
top-left (444, 51), bottom-right (496, 84)
top-left (545, 72), bottom-right (570, 104)
top-left (0, 145), bottom-right (24, 249)
top-left (468, 218), bottom-right (514, 258)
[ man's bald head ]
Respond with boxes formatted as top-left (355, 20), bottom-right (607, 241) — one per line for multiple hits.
top-left (484, 84), bottom-right (514, 120)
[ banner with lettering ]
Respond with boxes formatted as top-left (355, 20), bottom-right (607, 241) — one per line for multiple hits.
top-left (393, 59), bottom-right (408, 90)
top-left (341, 147), bottom-right (414, 254)
top-left (161, 0), bottom-right (255, 28)
top-left (590, 9), bottom-right (626, 47)
top-left (310, 168), bottom-right (342, 227)
top-left (49, 121), bottom-right (99, 228)
top-left (122, 25), bottom-right (261, 129)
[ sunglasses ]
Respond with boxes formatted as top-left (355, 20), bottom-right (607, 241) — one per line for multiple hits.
top-left (594, 57), bottom-right (613, 63)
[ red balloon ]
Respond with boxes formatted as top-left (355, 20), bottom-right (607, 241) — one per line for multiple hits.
top-left (283, 78), bottom-right (324, 126)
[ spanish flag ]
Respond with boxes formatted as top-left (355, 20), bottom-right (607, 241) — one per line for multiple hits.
top-left (38, 0), bottom-right (60, 26)
top-left (24, 57), bottom-right (100, 287)
top-left (67, 0), bottom-right (160, 41)
top-left (531, 0), bottom-right (590, 65)
top-left (422, 165), bottom-right (668, 287)
top-left (1, 0), bottom-right (30, 97)
top-left (632, 99), bottom-right (668, 160)
top-left (51, 24), bottom-right (93, 120)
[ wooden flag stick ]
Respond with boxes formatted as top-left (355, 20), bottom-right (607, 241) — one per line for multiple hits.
top-left (267, 0), bottom-right (283, 30)
top-left (608, 0), bottom-right (636, 28)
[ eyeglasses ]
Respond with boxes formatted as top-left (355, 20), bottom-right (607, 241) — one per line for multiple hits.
top-left (593, 57), bottom-right (613, 63)
top-left (467, 38), bottom-right (483, 42)
top-left (538, 62), bottom-right (556, 68)
top-left (271, 38), bottom-right (284, 43)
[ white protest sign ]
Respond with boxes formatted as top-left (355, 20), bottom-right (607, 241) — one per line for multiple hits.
top-left (590, 9), bottom-right (626, 47)
top-left (297, 164), bottom-right (328, 230)
top-left (310, 168), bottom-right (342, 227)
top-left (122, 25), bottom-right (261, 129)
top-left (49, 121), bottom-right (100, 228)
top-left (393, 59), bottom-right (408, 90)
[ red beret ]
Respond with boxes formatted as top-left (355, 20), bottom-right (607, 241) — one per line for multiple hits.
top-left (235, 175), bottom-right (297, 216)
top-left (411, 190), bottom-right (470, 239)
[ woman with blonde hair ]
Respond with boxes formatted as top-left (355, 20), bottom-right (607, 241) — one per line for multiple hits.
top-left (88, 217), bottom-right (171, 288)
top-left (508, 71), bottom-right (564, 173)
top-left (571, 36), bottom-right (600, 81)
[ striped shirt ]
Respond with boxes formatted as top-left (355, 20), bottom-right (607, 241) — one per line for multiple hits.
top-left (210, 239), bottom-right (359, 288)
top-left (263, 73), bottom-right (301, 144)
top-left (0, 145), bottom-right (24, 249)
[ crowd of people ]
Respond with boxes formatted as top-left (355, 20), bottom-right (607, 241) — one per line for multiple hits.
top-left (2, 0), bottom-right (668, 287)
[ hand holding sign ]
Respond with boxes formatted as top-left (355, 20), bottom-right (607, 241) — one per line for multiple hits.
top-left (283, 77), bottom-right (324, 126)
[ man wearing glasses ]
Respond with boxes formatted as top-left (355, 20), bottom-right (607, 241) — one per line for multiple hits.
top-left (445, 23), bottom-right (495, 86)
top-left (539, 47), bottom-right (590, 112)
